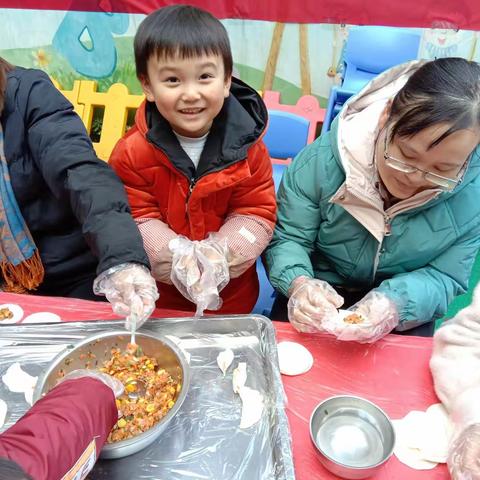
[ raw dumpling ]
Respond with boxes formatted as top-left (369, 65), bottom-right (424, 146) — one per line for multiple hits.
top-left (277, 341), bottom-right (313, 376)
top-left (2, 362), bottom-right (38, 405)
top-left (232, 363), bottom-right (247, 393)
top-left (0, 399), bottom-right (6, 427)
top-left (238, 386), bottom-right (264, 429)
top-left (2, 363), bottom-right (38, 393)
top-left (217, 349), bottom-right (234, 376)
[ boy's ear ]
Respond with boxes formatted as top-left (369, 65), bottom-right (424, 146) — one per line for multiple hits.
top-left (223, 75), bottom-right (232, 98)
top-left (139, 75), bottom-right (155, 102)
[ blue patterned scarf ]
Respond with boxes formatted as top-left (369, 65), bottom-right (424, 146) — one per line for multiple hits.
top-left (0, 124), bottom-right (44, 292)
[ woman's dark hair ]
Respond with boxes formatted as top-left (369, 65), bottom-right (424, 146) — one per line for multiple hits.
top-left (0, 57), bottom-right (14, 115)
top-left (389, 57), bottom-right (480, 148)
top-left (0, 458), bottom-right (32, 480)
top-left (134, 4), bottom-right (233, 81)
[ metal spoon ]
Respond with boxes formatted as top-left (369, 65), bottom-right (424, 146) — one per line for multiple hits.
top-left (124, 378), bottom-right (146, 401)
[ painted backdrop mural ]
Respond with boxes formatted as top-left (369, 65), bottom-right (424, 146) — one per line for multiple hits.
top-left (1, 8), bottom-right (479, 105)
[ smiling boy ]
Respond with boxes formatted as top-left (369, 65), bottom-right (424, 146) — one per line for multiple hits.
top-left (110, 5), bottom-right (276, 314)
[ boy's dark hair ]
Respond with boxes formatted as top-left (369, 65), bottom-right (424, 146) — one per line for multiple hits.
top-left (0, 458), bottom-right (32, 480)
top-left (134, 5), bottom-right (233, 81)
top-left (389, 57), bottom-right (480, 149)
top-left (0, 56), bottom-right (14, 115)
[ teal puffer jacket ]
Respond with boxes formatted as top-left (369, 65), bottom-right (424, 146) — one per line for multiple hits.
top-left (265, 117), bottom-right (480, 329)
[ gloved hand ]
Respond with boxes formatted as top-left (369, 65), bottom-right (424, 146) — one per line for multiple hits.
top-left (59, 369), bottom-right (124, 398)
top-left (169, 236), bottom-right (229, 316)
top-left (287, 276), bottom-right (344, 333)
top-left (448, 423), bottom-right (480, 480)
top-left (336, 291), bottom-right (399, 343)
top-left (93, 263), bottom-right (159, 331)
top-left (196, 236), bottom-right (229, 292)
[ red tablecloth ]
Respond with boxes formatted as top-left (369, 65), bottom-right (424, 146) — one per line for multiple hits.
top-left (0, 292), bottom-right (449, 479)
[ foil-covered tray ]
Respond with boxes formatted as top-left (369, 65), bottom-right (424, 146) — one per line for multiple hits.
top-left (0, 315), bottom-right (295, 480)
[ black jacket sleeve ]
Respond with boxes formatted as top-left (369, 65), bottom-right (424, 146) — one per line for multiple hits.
top-left (20, 70), bottom-right (149, 274)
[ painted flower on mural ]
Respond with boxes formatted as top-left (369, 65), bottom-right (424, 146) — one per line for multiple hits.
top-left (32, 49), bottom-right (51, 68)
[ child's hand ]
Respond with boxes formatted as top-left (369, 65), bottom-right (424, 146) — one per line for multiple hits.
top-left (196, 237), bottom-right (229, 292)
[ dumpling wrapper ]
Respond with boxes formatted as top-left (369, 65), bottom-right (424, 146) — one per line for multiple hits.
top-left (22, 312), bottom-right (61, 323)
top-left (217, 349), bottom-right (234, 376)
top-left (0, 304), bottom-right (24, 324)
top-left (232, 362), bottom-right (247, 394)
top-left (398, 410), bottom-right (431, 450)
top-left (277, 341), bottom-right (313, 376)
top-left (393, 418), bottom-right (438, 470)
top-left (418, 404), bottom-right (454, 463)
top-left (2, 363), bottom-right (38, 394)
top-left (238, 386), bottom-right (264, 429)
top-left (0, 399), bottom-right (6, 427)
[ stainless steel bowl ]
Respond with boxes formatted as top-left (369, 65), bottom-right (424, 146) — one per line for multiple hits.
top-left (310, 395), bottom-right (395, 479)
top-left (33, 331), bottom-right (190, 459)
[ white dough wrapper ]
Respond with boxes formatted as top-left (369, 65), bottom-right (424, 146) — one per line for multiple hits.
top-left (277, 341), bottom-right (313, 376)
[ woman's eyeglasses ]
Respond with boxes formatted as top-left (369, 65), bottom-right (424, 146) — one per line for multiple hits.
top-left (383, 128), bottom-right (466, 190)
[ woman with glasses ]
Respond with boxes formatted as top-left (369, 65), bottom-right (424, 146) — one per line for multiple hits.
top-left (265, 57), bottom-right (480, 341)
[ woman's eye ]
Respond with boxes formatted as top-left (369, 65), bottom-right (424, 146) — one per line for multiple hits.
top-left (398, 149), bottom-right (415, 160)
top-left (437, 166), bottom-right (456, 173)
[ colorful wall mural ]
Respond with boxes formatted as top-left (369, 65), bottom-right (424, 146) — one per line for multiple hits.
top-left (1, 8), bottom-right (479, 105)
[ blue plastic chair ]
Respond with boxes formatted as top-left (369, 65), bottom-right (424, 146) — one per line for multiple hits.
top-left (252, 163), bottom-right (289, 317)
top-left (322, 26), bottom-right (421, 133)
top-left (252, 111), bottom-right (311, 316)
top-left (263, 110), bottom-right (310, 158)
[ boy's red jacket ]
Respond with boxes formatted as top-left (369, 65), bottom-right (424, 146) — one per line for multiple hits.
top-left (0, 378), bottom-right (117, 480)
top-left (110, 78), bottom-right (276, 313)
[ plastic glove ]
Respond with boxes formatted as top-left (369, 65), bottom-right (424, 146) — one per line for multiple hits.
top-left (448, 423), bottom-right (480, 480)
top-left (93, 262), bottom-right (159, 331)
top-left (287, 276), bottom-right (344, 333)
top-left (196, 236), bottom-right (229, 293)
top-left (59, 369), bottom-right (124, 398)
top-left (169, 236), bottom-right (230, 316)
top-left (335, 291), bottom-right (399, 343)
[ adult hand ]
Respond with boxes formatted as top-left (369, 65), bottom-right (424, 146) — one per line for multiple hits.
top-left (60, 369), bottom-right (124, 398)
top-left (287, 276), bottom-right (344, 333)
top-left (93, 263), bottom-right (159, 330)
top-left (448, 423), bottom-right (480, 480)
top-left (338, 291), bottom-right (399, 343)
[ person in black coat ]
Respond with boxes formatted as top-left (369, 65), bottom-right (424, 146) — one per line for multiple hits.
top-left (0, 57), bottom-right (158, 328)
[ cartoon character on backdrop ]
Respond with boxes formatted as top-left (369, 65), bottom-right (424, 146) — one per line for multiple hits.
top-left (53, 11), bottom-right (129, 78)
top-left (423, 28), bottom-right (462, 59)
